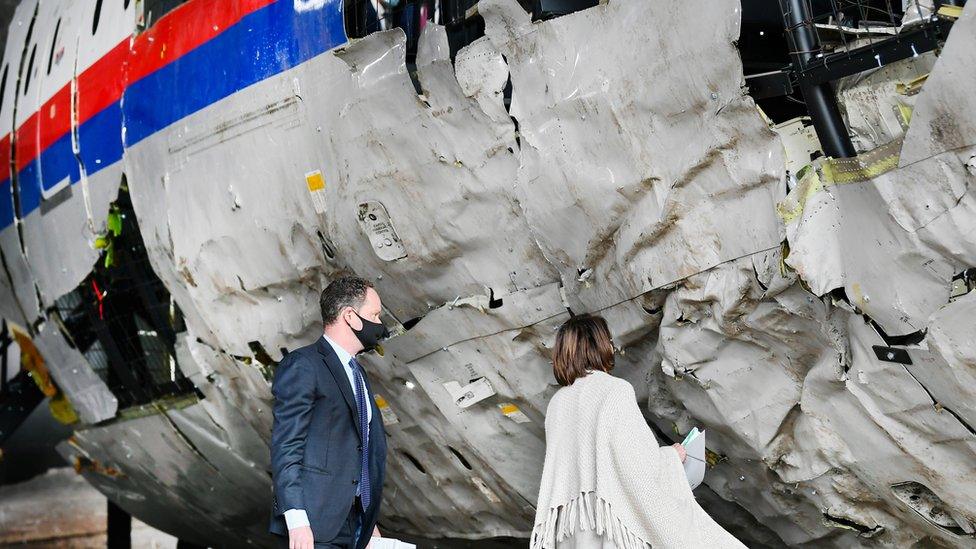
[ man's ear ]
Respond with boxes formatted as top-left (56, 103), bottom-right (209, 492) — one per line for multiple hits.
top-left (343, 307), bottom-right (362, 330)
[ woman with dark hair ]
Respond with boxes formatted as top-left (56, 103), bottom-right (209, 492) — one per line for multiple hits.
top-left (530, 314), bottom-right (745, 548)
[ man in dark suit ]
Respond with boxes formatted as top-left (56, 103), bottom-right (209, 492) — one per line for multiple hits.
top-left (270, 277), bottom-right (389, 549)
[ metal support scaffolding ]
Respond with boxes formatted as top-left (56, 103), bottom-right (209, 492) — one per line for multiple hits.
top-left (780, 0), bottom-right (857, 158)
top-left (798, 17), bottom-right (954, 85)
top-left (747, 15), bottom-right (955, 100)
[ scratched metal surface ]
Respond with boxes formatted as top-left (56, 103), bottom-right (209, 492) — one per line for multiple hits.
top-left (0, 0), bottom-right (40, 327)
top-left (900, 2), bottom-right (976, 166)
top-left (10, 0), bottom-right (133, 306)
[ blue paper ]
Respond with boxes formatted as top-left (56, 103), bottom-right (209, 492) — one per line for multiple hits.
top-left (682, 427), bottom-right (701, 446)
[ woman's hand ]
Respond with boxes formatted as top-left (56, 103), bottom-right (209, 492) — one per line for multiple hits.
top-left (672, 443), bottom-right (687, 463)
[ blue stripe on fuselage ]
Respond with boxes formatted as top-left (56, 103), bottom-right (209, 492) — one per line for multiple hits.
top-left (5, 0), bottom-right (347, 231)
top-left (123, 0), bottom-right (347, 146)
top-left (0, 179), bottom-right (14, 230)
top-left (17, 99), bottom-right (124, 219)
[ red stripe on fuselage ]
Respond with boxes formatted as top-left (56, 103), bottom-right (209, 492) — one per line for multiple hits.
top-left (0, 134), bottom-right (10, 182)
top-left (127, 0), bottom-right (277, 86)
top-left (12, 0), bottom-right (276, 173)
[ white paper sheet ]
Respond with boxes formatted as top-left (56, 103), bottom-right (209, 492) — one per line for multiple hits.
top-left (682, 428), bottom-right (707, 490)
top-left (368, 538), bottom-right (417, 549)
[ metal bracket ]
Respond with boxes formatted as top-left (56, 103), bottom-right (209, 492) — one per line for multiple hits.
top-left (748, 18), bottom-right (955, 100)
top-left (797, 19), bottom-right (955, 87)
top-left (872, 345), bottom-right (913, 365)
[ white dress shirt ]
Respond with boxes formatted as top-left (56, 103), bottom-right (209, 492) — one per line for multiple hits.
top-left (284, 336), bottom-right (372, 530)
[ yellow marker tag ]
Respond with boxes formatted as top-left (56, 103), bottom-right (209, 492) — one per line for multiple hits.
top-left (374, 394), bottom-right (400, 426)
top-left (304, 170), bottom-right (328, 214)
top-left (305, 171), bottom-right (326, 191)
top-left (499, 402), bottom-right (531, 423)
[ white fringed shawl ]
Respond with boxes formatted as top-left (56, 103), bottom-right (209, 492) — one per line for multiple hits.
top-left (531, 371), bottom-right (746, 549)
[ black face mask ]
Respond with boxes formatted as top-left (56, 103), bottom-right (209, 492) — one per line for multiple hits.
top-left (350, 312), bottom-right (389, 351)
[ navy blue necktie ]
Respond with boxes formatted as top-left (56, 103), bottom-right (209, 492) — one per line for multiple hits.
top-left (349, 358), bottom-right (371, 511)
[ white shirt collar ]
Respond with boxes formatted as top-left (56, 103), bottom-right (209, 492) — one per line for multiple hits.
top-left (322, 334), bottom-right (354, 368)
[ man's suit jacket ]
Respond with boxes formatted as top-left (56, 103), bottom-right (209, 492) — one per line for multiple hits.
top-left (269, 337), bottom-right (387, 547)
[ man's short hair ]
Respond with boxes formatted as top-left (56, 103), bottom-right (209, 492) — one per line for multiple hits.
top-left (320, 276), bottom-right (375, 326)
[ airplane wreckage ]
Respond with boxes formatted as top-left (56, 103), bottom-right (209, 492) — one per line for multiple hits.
top-left (0, 0), bottom-right (974, 546)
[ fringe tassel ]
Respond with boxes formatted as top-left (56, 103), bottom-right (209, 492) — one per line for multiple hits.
top-left (531, 492), bottom-right (652, 549)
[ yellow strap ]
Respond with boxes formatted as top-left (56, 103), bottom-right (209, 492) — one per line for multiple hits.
top-left (49, 393), bottom-right (80, 425)
top-left (895, 102), bottom-right (913, 129)
top-left (12, 331), bottom-right (79, 425)
top-left (821, 138), bottom-right (902, 184)
top-left (895, 73), bottom-right (929, 96)
top-left (778, 138), bottom-right (904, 224)
top-left (938, 5), bottom-right (964, 18)
top-left (777, 167), bottom-right (824, 224)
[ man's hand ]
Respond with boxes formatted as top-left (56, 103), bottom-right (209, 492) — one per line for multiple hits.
top-left (672, 443), bottom-right (687, 463)
top-left (288, 525), bottom-right (314, 549)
